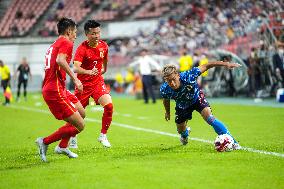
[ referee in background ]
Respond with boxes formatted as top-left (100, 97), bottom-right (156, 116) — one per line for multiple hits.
top-left (0, 60), bottom-right (11, 105)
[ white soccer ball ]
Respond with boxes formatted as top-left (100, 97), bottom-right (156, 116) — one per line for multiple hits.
top-left (214, 134), bottom-right (234, 152)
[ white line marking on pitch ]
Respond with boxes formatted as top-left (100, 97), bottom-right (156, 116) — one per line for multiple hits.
top-left (91, 107), bottom-right (148, 119)
top-left (8, 105), bottom-right (284, 158)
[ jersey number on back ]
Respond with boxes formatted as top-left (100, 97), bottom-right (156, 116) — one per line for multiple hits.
top-left (45, 47), bottom-right (53, 70)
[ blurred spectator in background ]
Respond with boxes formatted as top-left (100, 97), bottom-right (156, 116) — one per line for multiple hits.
top-left (83, 0), bottom-right (92, 8)
top-left (226, 26), bottom-right (235, 42)
top-left (15, 10), bottom-right (23, 19)
top-left (0, 60), bottom-right (11, 106)
top-left (199, 54), bottom-right (209, 77)
top-left (247, 48), bottom-right (259, 97)
top-left (273, 45), bottom-right (284, 87)
top-left (124, 68), bottom-right (135, 95)
top-left (57, 0), bottom-right (65, 10)
top-left (130, 49), bottom-right (161, 104)
top-left (114, 72), bottom-right (124, 93)
top-left (222, 55), bottom-right (237, 96)
top-left (26, 12), bottom-right (35, 19)
top-left (198, 54), bottom-right (209, 91)
top-left (178, 50), bottom-right (193, 72)
top-left (132, 71), bottom-right (143, 96)
top-left (11, 24), bottom-right (19, 36)
top-left (15, 57), bottom-right (32, 102)
top-left (258, 43), bottom-right (270, 90)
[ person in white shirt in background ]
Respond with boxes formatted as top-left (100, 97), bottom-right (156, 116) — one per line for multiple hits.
top-left (130, 49), bottom-right (161, 104)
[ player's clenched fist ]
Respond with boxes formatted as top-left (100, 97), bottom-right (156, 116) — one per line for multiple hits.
top-left (89, 67), bottom-right (98, 75)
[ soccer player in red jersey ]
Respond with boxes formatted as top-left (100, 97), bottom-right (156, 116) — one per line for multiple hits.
top-left (70, 20), bottom-right (113, 148)
top-left (35, 18), bottom-right (86, 162)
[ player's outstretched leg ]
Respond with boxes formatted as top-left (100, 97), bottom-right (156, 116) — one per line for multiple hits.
top-left (206, 115), bottom-right (241, 150)
top-left (35, 112), bottom-right (84, 162)
top-left (201, 107), bottom-right (240, 150)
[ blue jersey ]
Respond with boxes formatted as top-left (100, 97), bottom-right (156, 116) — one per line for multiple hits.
top-left (160, 67), bottom-right (201, 109)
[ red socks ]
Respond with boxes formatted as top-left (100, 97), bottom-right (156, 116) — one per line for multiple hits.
top-left (58, 131), bottom-right (77, 148)
top-left (58, 137), bottom-right (70, 148)
top-left (43, 103), bottom-right (113, 147)
top-left (101, 103), bottom-right (113, 134)
top-left (43, 123), bottom-right (80, 146)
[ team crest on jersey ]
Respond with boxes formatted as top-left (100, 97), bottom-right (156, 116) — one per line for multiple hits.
top-left (186, 85), bottom-right (193, 91)
top-left (100, 50), bottom-right (104, 58)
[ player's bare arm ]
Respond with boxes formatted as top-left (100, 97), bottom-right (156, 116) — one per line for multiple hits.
top-left (57, 53), bottom-right (83, 92)
top-left (198, 61), bottom-right (241, 74)
top-left (73, 61), bottom-right (98, 75)
top-left (101, 58), bottom-right (108, 74)
top-left (163, 98), bottom-right (171, 121)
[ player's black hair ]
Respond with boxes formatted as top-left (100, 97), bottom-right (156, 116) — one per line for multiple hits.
top-left (57, 17), bottom-right (76, 35)
top-left (84, 20), bottom-right (101, 33)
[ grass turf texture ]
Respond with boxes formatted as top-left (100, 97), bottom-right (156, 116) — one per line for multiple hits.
top-left (0, 94), bottom-right (283, 189)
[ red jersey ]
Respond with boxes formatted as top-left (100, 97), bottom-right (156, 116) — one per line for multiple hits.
top-left (74, 40), bottom-right (108, 86)
top-left (42, 37), bottom-right (73, 91)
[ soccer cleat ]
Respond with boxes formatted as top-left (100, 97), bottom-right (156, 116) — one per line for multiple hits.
top-left (179, 127), bottom-right (191, 145)
top-left (35, 137), bottom-right (48, 162)
top-left (98, 133), bottom-right (111, 148)
top-left (69, 136), bottom-right (78, 149)
top-left (232, 143), bottom-right (242, 150)
top-left (54, 146), bottom-right (78, 158)
top-left (180, 136), bottom-right (188, 145)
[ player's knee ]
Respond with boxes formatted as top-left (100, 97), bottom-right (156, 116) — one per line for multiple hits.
top-left (104, 103), bottom-right (113, 117)
top-left (82, 113), bottom-right (86, 119)
top-left (206, 115), bottom-right (215, 125)
top-left (78, 123), bottom-right (85, 132)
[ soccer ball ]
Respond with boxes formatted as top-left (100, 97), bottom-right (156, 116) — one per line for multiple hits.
top-left (214, 134), bottom-right (234, 152)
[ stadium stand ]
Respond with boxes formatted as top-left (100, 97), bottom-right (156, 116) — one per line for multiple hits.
top-left (0, 0), bottom-right (283, 97)
top-left (41, 0), bottom-right (100, 36)
top-left (0, 0), bottom-right (52, 37)
top-left (134, 0), bottom-right (183, 19)
top-left (92, 0), bottom-right (147, 21)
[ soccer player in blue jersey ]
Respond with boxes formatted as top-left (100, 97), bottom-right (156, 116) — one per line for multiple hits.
top-left (160, 62), bottom-right (241, 149)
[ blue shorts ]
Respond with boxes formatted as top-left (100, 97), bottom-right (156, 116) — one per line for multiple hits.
top-left (175, 90), bottom-right (210, 124)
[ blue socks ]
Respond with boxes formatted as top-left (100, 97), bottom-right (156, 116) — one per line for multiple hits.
top-left (206, 115), bottom-right (237, 143)
top-left (180, 128), bottom-right (189, 138)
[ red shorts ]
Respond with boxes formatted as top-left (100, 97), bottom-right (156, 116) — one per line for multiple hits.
top-left (74, 80), bottom-right (109, 108)
top-left (42, 89), bottom-right (79, 120)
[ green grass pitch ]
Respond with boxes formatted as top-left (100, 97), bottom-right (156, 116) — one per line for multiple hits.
top-left (0, 94), bottom-right (283, 189)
